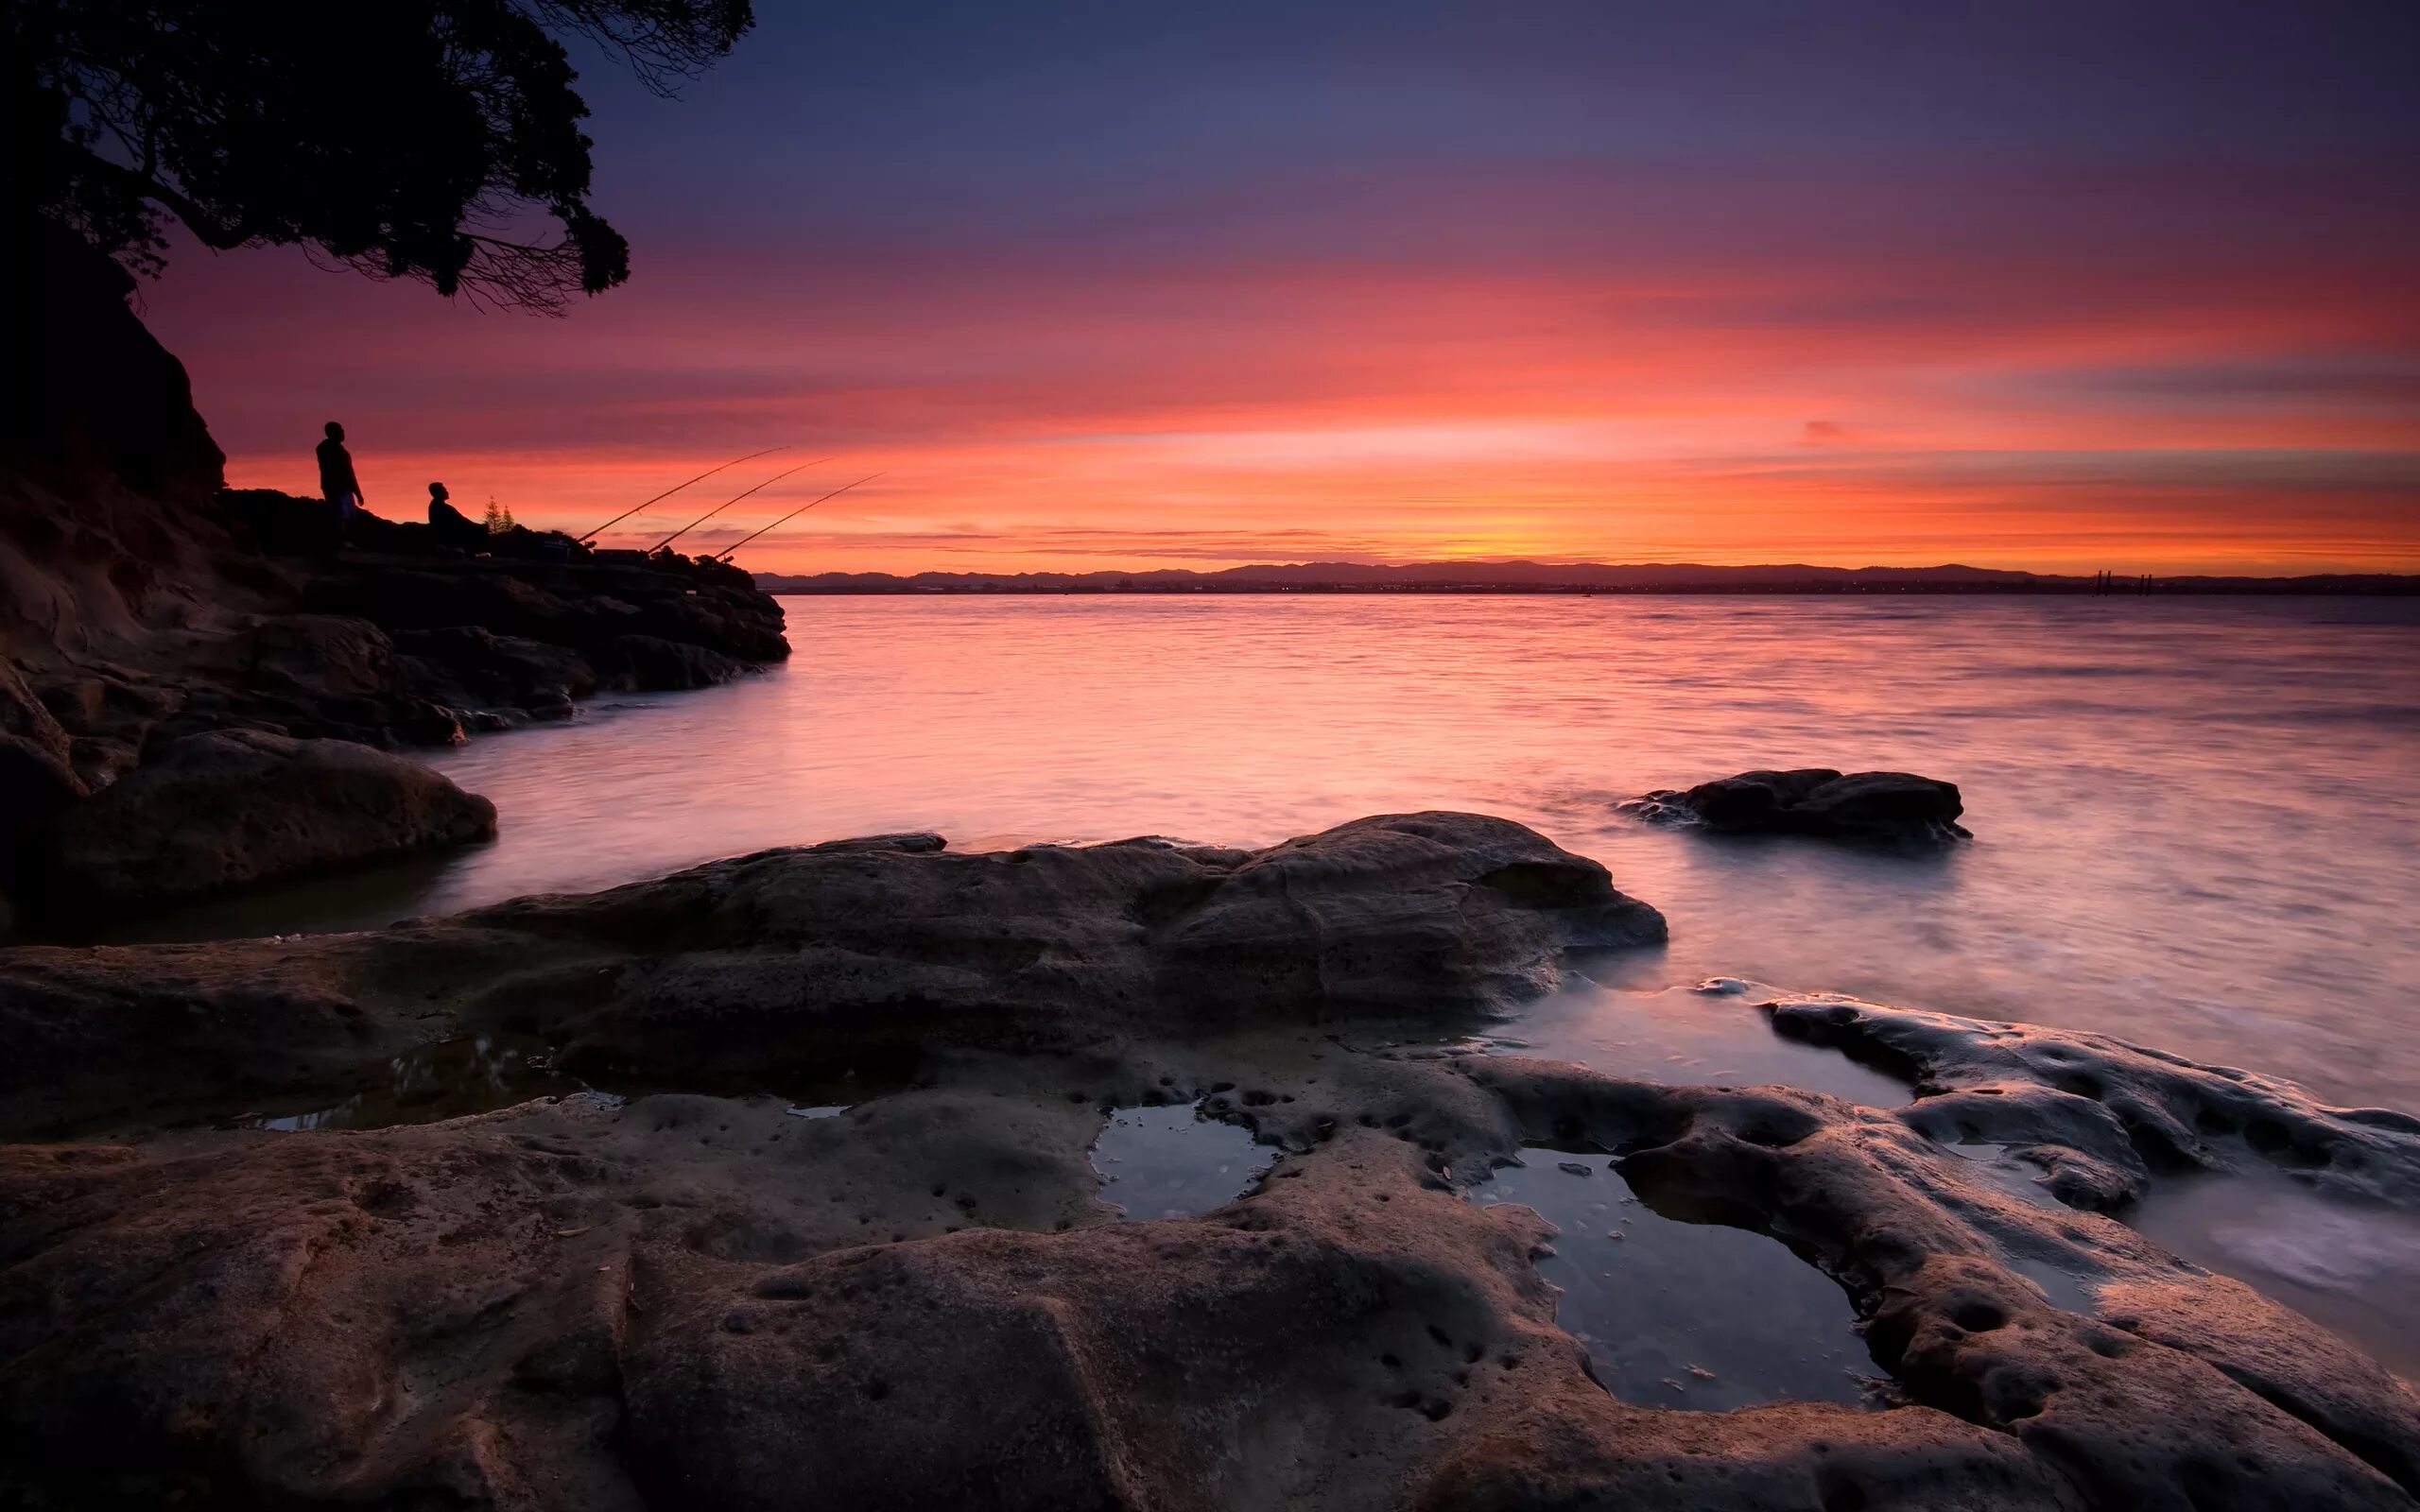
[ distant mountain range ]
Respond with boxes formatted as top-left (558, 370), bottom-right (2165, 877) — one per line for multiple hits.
top-left (753, 560), bottom-right (2420, 595)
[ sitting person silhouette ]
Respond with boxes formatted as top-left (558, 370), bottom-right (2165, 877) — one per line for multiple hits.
top-left (424, 482), bottom-right (487, 551)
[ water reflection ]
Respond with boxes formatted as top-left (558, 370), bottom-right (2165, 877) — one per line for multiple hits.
top-left (1091, 1101), bottom-right (1273, 1219)
top-left (1470, 1152), bottom-right (1877, 1410)
top-left (1502, 978), bottom-right (1910, 1107)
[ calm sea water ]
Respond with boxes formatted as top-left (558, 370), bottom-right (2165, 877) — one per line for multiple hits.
top-left (164, 593), bottom-right (2420, 1108)
top-left (131, 593), bottom-right (2420, 1372)
top-left (401, 594), bottom-right (2416, 1108)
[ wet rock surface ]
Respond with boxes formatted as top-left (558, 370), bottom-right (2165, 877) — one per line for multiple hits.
top-left (1757, 988), bottom-right (2420, 1210)
top-left (3, 821), bottom-right (2416, 1509)
top-left (1623, 767), bottom-right (1970, 843)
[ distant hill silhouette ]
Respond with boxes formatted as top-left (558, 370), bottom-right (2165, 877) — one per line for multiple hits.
top-left (753, 560), bottom-right (2419, 596)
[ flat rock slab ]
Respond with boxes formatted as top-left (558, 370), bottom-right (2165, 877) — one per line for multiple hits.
top-left (0, 811), bottom-right (1664, 1135)
top-left (1622, 767), bottom-right (1970, 843)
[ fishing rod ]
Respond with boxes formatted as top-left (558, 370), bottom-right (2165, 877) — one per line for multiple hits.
top-left (644, 458), bottom-right (830, 554)
top-left (576, 445), bottom-right (789, 542)
top-left (715, 472), bottom-right (885, 560)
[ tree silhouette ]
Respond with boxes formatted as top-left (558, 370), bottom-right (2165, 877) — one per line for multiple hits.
top-left (7, 1), bottom-right (753, 312)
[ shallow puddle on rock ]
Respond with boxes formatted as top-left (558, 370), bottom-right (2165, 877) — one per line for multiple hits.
top-left (1091, 1101), bottom-right (1274, 1219)
top-left (1932, 1143), bottom-right (2103, 1314)
top-left (2130, 1176), bottom-right (2420, 1382)
top-left (1494, 979), bottom-right (1909, 1108)
top-left (1471, 1152), bottom-right (1878, 1411)
top-left (242, 1033), bottom-right (574, 1131)
top-left (1940, 1141), bottom-right (2067, 1210)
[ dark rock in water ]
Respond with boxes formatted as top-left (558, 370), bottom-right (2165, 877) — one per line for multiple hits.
top-left (44, 730), bottom-right (495, 912)
top-left (1623, 767), bottom-right (1969, 843)
top-left (462, 812), bottom-right (1667, 1077)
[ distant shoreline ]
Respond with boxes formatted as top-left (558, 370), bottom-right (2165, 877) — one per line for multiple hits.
top-left (755, 561), bottom-right (2420, 596)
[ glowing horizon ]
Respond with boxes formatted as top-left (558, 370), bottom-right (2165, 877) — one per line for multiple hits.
top-left (142, 7), bottom-right (2419, 576)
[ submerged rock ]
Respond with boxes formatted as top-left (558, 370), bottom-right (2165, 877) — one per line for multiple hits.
top-left (44, 730), bottom-right (496, 912)
top-left (1623, 767), bottom-right (1969, 843)
top-left (1760, 989), bottom-right (2420, 1210)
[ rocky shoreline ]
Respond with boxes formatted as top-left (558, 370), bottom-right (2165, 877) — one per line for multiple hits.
top-left (2, 812), bottom-right (2414, 1509)
top-left (1, 507), bottom-right (789, 931)
top-left (2, 223), bottom-right (790, 936)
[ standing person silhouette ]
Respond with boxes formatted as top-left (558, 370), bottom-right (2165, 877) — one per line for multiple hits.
top-left (315, 421), bottom-right (364, 548)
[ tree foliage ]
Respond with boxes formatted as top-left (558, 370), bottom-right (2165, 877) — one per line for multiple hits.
top-left (6, 0), bottom-right (752, 312)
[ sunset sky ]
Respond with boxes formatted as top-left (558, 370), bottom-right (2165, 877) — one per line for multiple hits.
top-left (142, 1), bottom-right (2419, 575)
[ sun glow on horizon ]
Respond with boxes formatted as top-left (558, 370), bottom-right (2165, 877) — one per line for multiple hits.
top-left (157, 78), bottom-right (2418, 580)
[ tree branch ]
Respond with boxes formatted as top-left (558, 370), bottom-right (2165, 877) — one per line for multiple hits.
top-left (61, 144), bottom-right (251, 249)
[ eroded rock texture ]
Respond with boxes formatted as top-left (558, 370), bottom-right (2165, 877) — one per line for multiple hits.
top-left (6, 1048), bottom-right (2414, 1509)
top-left (1466, 1055), bottom-right (2420, 1510)
top-left (3, 822), bottom-right (2415, 1511)
top-left (1623, 768), bottom-right (1969, 844)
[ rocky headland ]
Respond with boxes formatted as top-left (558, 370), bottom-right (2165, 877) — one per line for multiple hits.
top-left (0, 222), bottom-right (789, 934)
top-left (1, 811), bottom-right (2415, 1510)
